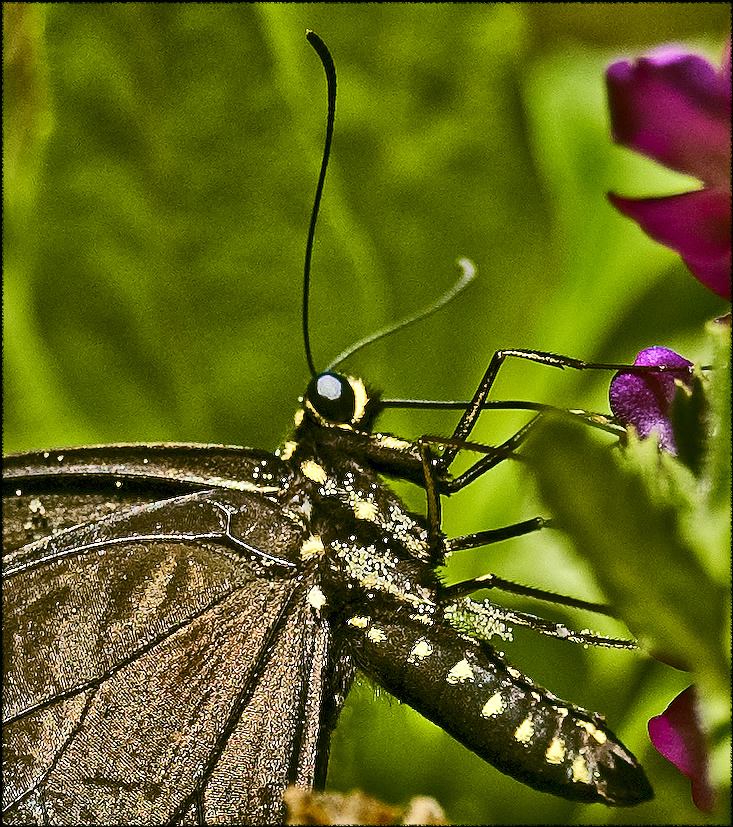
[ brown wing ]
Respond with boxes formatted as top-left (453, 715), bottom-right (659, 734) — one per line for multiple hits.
top-left (3, 474), bottom-right (345, 825)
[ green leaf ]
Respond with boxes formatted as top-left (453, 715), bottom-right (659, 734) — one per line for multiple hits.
top-left (530, 415), bottom-right (728, 690)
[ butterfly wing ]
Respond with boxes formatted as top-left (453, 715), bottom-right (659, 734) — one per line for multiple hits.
top-left (3, 447), bottom-right (345, 825)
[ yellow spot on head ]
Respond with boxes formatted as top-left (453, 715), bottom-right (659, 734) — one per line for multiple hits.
top-left (545, 737), bottom-right (566, 765)
top-left (279, 440), bottom-right (297, 460)
top-left (300, 535), bottom-right (325, 560)
top-left (481, 693), bottom-right (504, 718)
top-left (301, 460), bottom-right (327, 483)
top-left (572, 755), bottom-right (590, 784)
top-left (349, 377), bottom-right (369, 425)
top-left (514, 718), bottom-right (534, 744)
top-left (408, 639), bottom-right (433, 662)
top-left (353, 498), bottom-right (378, 521)
top-left (293, 409), bottom-right (304, 427)
top-left (367, 627), bottom-right (387, 643)
top-left (347, 616), bottom-right (369, 629)
top-left (307, 585), bottom-right (327, 611)
top-left (446, 659), bottom-right (474, 684)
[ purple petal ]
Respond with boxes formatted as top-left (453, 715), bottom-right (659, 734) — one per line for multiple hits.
top-left (607, 48), bottom-right (731, 186)
top-left (648, 686), bottom-right (716, 812)
top-left (609, 347), bottom-right (693, 454)
top-left (722, 39), bottom-right (731, 99)
top-left (609, 189), bottom-right (732, 299)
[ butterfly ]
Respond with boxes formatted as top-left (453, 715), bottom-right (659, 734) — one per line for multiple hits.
top-left (3, 28), bottom-right (654, 825)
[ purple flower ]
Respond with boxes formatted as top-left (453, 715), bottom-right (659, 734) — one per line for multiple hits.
top-left (607, 41), bottom-right (731, 300)
top-left (648, 686), bottom-right (716, 812)
top-left (609, 346), bottom-right (693, 455)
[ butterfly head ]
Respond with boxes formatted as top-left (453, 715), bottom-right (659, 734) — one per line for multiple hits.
top-left (303, 372), bottom-right (381, 432)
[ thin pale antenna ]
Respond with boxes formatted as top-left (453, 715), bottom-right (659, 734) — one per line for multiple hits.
top-left (327, 258), bottom-right (477, 370)
top-left (303, 30), bottom-right (336, 379)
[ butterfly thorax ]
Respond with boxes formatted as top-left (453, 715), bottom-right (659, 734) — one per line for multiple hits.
top-left (275, 375), bottom-right (440, 628)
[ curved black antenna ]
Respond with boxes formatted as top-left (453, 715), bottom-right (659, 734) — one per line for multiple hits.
top-left (327, 258), bottom-right (477, 371)
top-left (303, 30), bottom-right (337, 379)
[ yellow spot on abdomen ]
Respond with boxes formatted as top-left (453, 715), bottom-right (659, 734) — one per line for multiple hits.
top-left (481, 692), bottom-right (504, 718)
top-left (367, 627), bottom-right (387, 643)
top-left (572, 755), bottom-right (590, 784)
top-left (579, 720), bottom-right (607, 744)
top-left (446, 659), bottom-right (474, 684)
top-left (514, 718), bottom-right (534, 744)
top-left (408, 639), bottom-right (433, 662)
top-left (545, 737), bottom-right (566, 765)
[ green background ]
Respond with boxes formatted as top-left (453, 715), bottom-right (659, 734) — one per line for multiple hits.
top-left (4, 4), bottom-right (730, 824)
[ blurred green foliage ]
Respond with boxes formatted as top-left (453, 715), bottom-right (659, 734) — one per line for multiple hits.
top-left (3, 4), bottom-right (730, 824)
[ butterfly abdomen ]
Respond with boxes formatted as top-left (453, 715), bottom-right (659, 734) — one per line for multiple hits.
top-left (345, 605), bottom-right (653, 806)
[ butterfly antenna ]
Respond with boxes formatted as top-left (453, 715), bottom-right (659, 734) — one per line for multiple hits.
top-left (328, 257), bottom-right (477, 371)
top-left (303, 30), bottom-right (336, 379)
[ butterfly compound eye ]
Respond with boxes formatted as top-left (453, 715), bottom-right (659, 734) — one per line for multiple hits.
top-left (306, 372), bottom-right (357, 424)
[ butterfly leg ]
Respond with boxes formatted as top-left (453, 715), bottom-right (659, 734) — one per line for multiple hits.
top-left (435, 348), bottom-right (681, 475)
top-left (415, 401), bottom-right (627, 637)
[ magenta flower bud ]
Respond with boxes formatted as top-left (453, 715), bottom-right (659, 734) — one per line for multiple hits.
top-left (609, 346), bottom-right (693, 455)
